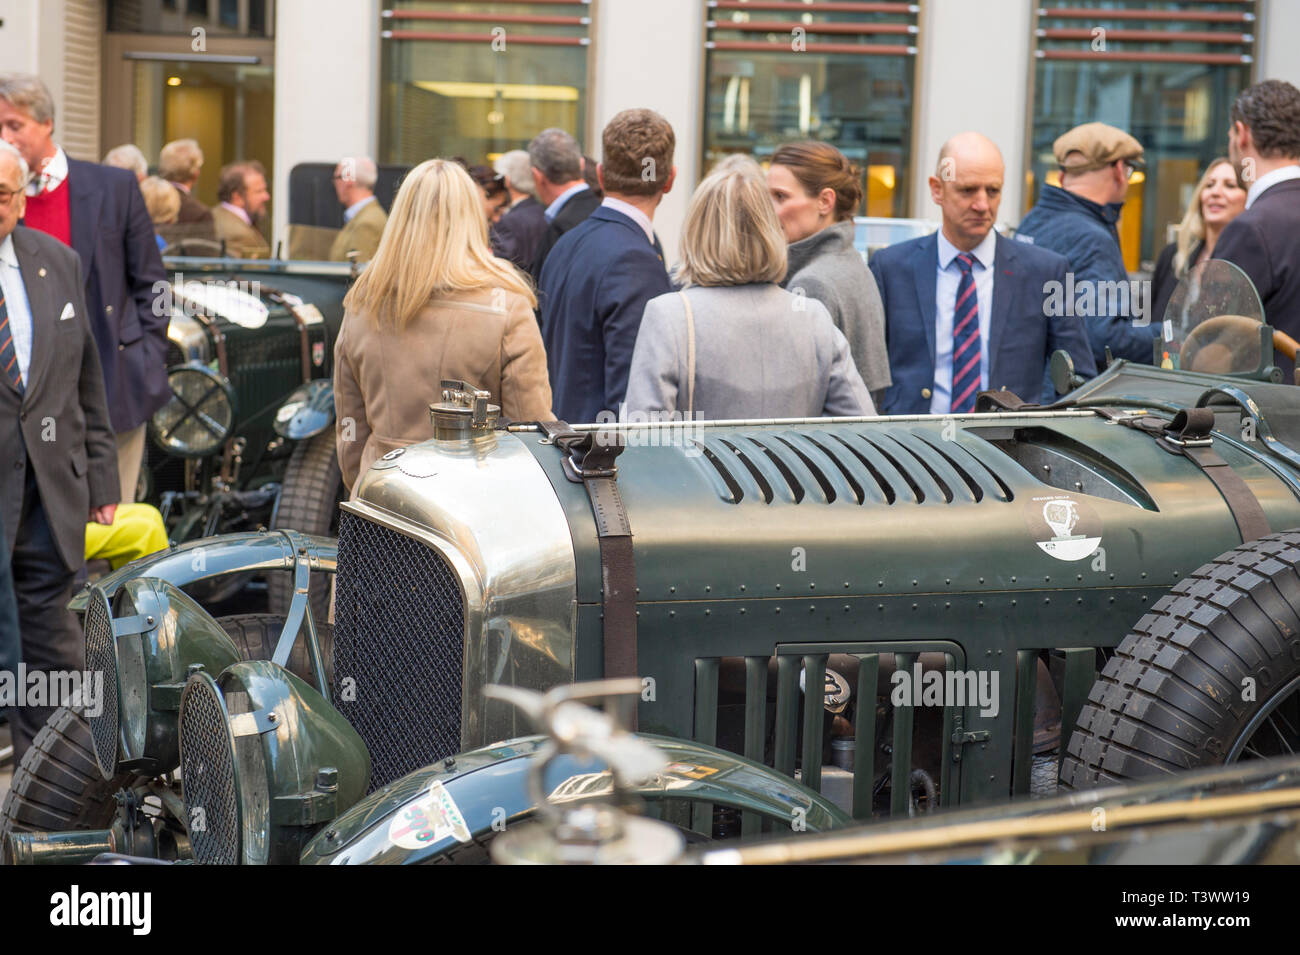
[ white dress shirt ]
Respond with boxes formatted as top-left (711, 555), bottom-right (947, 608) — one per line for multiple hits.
top-left (544, 182), bottom-right (589, 222)
top-left (0, 233), bottom-right (37, 388)
top-left (26, 146), bottom-right (67, 197)
top-left (343, 195), bottom-right (376, 223)
top-left (1245, 164), bottom-right (1300, 209)
top-left (931, 229), bottom-right (996, 415)
top-left (600, 196), bottom-right (655, 245)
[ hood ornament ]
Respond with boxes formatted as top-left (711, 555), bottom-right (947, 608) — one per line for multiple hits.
top-left (485, 680), bottom-right (685, 865)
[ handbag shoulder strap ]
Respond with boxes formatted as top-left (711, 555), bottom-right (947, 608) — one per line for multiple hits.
top-left (677, 289), bottom-right (696, 415)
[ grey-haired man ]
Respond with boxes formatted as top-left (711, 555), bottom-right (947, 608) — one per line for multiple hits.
top-left (0, 140), bottom-right (119, 763)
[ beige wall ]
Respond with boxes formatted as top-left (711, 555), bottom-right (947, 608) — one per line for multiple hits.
top-left (1258, 0), bottom-right (1300, 92)
top-left (591, 0), bottom-right (703, 266)
top-left (270, 0), bottom-right (380, 254)
top-left (910, 0), bottom-right (1034, 229)
top-left (0, 0), bottom-right (71, 138)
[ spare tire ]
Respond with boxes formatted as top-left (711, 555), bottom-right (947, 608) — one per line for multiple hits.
top-left (1, 614), bottom-right (334, 853)
top-left (1060, 531), bottom-right (1300, 789)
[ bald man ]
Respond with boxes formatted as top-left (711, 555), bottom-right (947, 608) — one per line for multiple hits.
top-left (329, 156), bottom-right (387, 263)
top-left (869, 132), bottom-right (1096, 414)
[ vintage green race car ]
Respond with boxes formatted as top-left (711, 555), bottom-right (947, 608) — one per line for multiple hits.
top-left (7, 261), bottom-right (1300, 864)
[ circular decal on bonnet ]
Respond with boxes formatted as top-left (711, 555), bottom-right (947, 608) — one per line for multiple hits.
top-left (1023, 494), bottom-right (1102, 562)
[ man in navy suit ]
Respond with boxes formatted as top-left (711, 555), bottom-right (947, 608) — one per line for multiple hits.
top-left (1214, 79), bottom-right (1300, 379)
top-left (0, 73), bottom-right (168, 503)
top-left (870, 132), bottom-right (1096, 415)
top-left (528, 128), bottom-right (604, 283)
top-left (538, 109), bottom-right (676, 423)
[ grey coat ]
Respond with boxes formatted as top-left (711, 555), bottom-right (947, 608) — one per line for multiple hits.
top-left (783, 220), bottom-right (892, 396)
top-left (623, 283), bottom-right (873, 419)
top-left (0, 227), bottom-right (120, 570)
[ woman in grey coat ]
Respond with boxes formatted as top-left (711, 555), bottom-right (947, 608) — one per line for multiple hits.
top-left (768, 142), bottom-right (891, 400)
top-left (624, 157), bottom-right (873, 420)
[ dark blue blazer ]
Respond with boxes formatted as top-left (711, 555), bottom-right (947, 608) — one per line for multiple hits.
top-left (537, 205), bottom-right (672, 423)
top-left (869, 231), bottom-right (1097, 415)
top-left (1213, 179), bottom-right (1300, 380)
top-left (61, 159), bottom-right (170, 433)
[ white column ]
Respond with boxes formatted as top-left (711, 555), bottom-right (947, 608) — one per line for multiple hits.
top-left (271, 0), bottom-right (380, 254)
top-left (0, 0), bottom-right (67, 124)
top-left (1258, 0), bottom-right (1300, 91)
top-left (591, 0), bottom-right (703, 265)
top-left (910, 0), bottom-right (1034, 226)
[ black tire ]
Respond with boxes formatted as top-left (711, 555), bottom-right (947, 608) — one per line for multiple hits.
top-left (268, 429), bottom-right (343, 623)
top-left (0, 614), bottom-right (333, 854)
top-left (1060, 531), bottom-right (1300, 789)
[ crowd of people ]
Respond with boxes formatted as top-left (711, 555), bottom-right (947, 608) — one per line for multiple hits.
top-left (3, 66), bottom-right (1300, 765)
top-left (333, 79), bottom-right (1300, 493)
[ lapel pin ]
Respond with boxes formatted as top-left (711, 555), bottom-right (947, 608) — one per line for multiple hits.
top-left (38, 267), bottom-right (46, 277)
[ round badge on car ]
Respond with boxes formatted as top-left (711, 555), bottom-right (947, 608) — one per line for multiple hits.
top-left (149, 362), bottom-right (236, 459)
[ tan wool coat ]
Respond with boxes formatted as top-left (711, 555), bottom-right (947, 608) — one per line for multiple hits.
top-left (333, 287), bottom-right (554, 491)
top-left (211, 204), bottom-right (270, 258)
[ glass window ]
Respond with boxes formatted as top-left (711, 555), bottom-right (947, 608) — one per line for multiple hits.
top-left (1027, 2), bottom-right (1256, 270)
top-left (130, 59), bottom-right (275, 209)
top-left (107, 0), bottom-right (274, 36)
top-left (702, 5), bottom-right (918, 217)
top-left (380, 2), bottom-right (590, 165)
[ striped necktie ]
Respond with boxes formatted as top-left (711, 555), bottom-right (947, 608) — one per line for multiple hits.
top-left (0, 291), bottom-right (22, 394)
top-left (950, 252), bottom-right (980, 414)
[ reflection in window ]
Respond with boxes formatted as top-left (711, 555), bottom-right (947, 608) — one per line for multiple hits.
top-left (131, 59), bottom-right (275, 209)
top-left (380, 2), bottom-right (590, 165)
top-left (702, 5), bottom-right (918, 218)
top-left (107, 0), bottom-right (274, 36)
top-left (1027, 2), bottom-right (1256, 269)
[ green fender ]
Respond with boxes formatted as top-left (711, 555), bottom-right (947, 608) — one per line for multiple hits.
top-left (69, 530), bottom-right (336, 613)
top-left (300, 734), bottom-right (853, 865)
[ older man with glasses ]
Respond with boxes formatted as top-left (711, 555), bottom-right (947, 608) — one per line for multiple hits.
top-left (1015, 122), bottom-right (1155, 367)
top-left (0, 140), bottom-right (120, 764)
top-left (0, 73), bottom-right (168, 504)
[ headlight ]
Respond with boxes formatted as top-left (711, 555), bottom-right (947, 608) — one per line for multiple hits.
top-left (149, 362), bottom-right (235, 458)
top-left (83, 578), bottom-right (242, 779)
top-left (179, 660), bottom-right (370, 865)
top-left (272, 379), bottom-right (334, 440)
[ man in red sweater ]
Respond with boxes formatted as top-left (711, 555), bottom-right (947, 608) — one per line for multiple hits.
top-left (0, 74), bottom-right (168, 503)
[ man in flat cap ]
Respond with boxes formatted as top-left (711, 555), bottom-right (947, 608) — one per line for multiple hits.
top-left (1016, 122), bottom-right (1157, 367)
top-left (1213, 80), bottom-right (1300, 379)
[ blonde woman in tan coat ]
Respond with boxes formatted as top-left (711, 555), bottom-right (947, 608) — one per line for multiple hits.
top-left (334, 158), bottom-right (553, 492)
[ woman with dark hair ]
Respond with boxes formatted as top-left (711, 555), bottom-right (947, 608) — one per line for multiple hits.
top-left (467, 164), bottom-right (509, 224)
top-left (768, 142), bottom-right (891, 400)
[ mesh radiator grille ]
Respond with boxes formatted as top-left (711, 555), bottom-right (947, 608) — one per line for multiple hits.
top-left (83, 595), bottom-right (118, 779)
top-left (334, 511), bottom-right (466, 792)
top-left (178, 679), bottom-right (241, 865)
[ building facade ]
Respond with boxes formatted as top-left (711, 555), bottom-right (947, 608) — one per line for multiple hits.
top-left (1, 0), bottom-right (1295, 267)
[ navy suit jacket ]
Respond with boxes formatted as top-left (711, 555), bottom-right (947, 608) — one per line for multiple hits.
top-left (869, 231), bottom-right (1097, 415)
top-left (61, 159), bottom-right (170, 433)
top-left (1213, 178), bottom-right (1300, 380)
top-left (538, 205), bottom-right (671, 423)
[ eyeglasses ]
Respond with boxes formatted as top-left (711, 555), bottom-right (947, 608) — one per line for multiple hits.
top-left (0, 188), bottom-right (19, 205)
